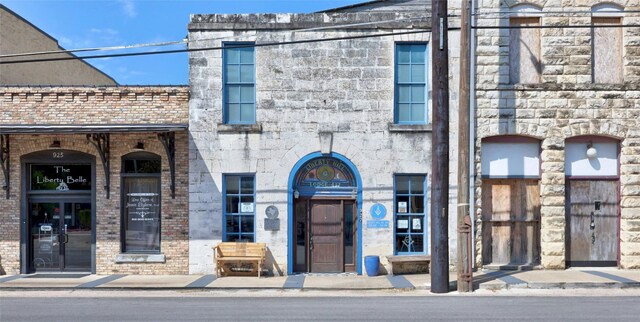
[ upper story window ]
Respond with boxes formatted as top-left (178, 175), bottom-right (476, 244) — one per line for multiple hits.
top-left (395, 43), bottom-right (428, 124)
top-left (592, 4), bottom-right (624, 83)
top-left (121, 152), bottom-right (162, 253)
top-left (223, 175), bottom-right (256, 242)
top-left (223, 43), bottom-right (256, 124)
top-left (509, 5), bottom-right (542, 84)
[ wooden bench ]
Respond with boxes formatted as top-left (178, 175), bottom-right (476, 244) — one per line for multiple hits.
top-left (213, 242), bottom-right (266, 277)
top-left (386, 255), bottom-right (431, 275)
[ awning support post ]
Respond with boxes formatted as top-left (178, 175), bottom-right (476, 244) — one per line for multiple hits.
top-left (1, 134), bottom-right (9, 199)
top-left (158, 132), bottom-right (176, 199)
top-left (87, 133), bottom-right (110, 199)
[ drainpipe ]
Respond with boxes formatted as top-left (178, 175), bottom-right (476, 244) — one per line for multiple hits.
top-left (469, 0), bottom-right (478, 269)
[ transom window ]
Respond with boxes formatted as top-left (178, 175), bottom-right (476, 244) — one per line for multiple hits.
top-left (395, 43), bottom-right (428, 124)
top-left (223, 43), bottom-right (256, 124)
top-left (223, 175), bottom-right (256, 242)
top-left (394, 175), bottom-right (427, 254)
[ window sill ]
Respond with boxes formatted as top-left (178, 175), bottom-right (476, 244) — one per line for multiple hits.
top-left (116, 253), bottom-right (166, 263)
top-left (388, 123), bottom-right (432, 133)
top-left (217, 123), bottom-right (262, 134)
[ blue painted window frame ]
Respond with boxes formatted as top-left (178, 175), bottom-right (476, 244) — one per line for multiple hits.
top-left (393, 174), bottom-right (428, 255)
top-left (222, 174), bottom-right (256, 242)
top-left (394, 43), bottom-right (428, 124)
top-left (222, 42), bottom-right (256, 124)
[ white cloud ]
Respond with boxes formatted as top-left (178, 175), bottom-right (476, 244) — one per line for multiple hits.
top-left (118, 0), bottom-right (137, 18)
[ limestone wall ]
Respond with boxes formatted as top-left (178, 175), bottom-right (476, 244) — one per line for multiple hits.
top-left (188, 12), bottom-right (461, 274)
top-left (474, 0), bottom-right (640, 268)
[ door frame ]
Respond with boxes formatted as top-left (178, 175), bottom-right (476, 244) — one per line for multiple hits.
top-left (565, 177), bottom-right (621, 267)
top-left (21, 149), bottom-right (96, 274)
top-left (293, 197), bottom-right (358, 273)
top-left (27, 198), bottom-right (92, 272)
top-left (287, 152), bottom-right (362, 275)
top-left (481, 178), bottom-right (541, 268)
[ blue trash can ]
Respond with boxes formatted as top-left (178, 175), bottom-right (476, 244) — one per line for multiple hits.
top-left (364, 255), bottom-right (380, 276)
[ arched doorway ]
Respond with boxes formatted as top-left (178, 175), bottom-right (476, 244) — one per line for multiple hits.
top-left (21, 150), bottom-right (95, 273)
top-left (480, 136), bottom-right (541, 268)
top-left (287, 153), bottom-right (362, 274)
top-left (565, 136), bottom-right (620, 267)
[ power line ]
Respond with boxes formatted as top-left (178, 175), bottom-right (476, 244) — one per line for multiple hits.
top-left (0, 40), bottom-right (186, 59)
top-left (472, 24), bottom-right (640, 29)
top-left (1, 29), bottom-right (437, 65)
top-left (473, 9), bottom-right (640, 17)
top-left (0, 16), bottom-right (429, 59)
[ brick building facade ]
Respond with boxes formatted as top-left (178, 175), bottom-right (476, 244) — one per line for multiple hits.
top-left (0, 86), bottom-right (189, 275)
top-left (474, 0), bottom-right (640, 269)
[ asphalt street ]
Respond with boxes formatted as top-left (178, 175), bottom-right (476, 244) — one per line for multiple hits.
top-left (2, 290), bottom-right (640, 321)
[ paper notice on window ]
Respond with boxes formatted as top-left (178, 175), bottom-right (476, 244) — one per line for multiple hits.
top-left (398, 201), bottom-right (407, 213)
top-left (412, 218), bottom-right (422, 230)
top-left (397, 219), bottom-right (409, 229)
top-left (241, 202), bottom-right (254, 213)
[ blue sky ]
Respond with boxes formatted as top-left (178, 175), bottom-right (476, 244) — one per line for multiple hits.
top-left (2, 0), bottom-right (364, 85)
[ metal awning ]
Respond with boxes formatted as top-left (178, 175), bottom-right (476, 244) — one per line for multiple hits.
top-left (0, 124), bottom-right (185, 200)
top-left (0, 124), bottom-right (187, 134)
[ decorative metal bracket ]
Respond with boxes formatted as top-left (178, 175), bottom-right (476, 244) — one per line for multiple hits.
top-left (158, 132), bottom-right (176, 199)
top-left (1, 134), bottom-right (9, 199)
top-left (87, 133), bottom-right (110, 199)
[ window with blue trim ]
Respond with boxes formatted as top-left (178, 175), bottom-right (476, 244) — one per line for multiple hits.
top-left (223, 175), bottom-right (255, 242)
top-left (395, 44), bottom-right (427, 124)
top-left (394, 175), bottom-right (427, 254)
top-left (223, 43), bottom-right (255, 124)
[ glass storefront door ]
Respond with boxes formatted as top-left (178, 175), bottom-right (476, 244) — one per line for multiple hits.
top-left (29, 201), bottom-right (92, 272)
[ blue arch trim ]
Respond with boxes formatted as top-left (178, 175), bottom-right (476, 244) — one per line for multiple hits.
top-left (287, 152), bottom-right (363, 275)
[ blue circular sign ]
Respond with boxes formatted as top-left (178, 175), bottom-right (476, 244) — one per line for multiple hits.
top-left (370, 203), bottom-right (387, 219)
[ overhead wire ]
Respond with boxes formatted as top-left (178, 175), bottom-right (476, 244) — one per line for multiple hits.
top-left (0, 16), bottom-right (429, 59)
top-left (0, 40), bottom-right (186, 59)
top-left (0, 29), bottom-right (434, 65)
top-left (2, 10), bottom-right (640, 65)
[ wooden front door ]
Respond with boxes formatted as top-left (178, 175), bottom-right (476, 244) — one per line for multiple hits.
top-left (566, 180), bottom-right (619, 266)
top-left (310, 201), bottom-right (343, 273)
top-left (482, 179), bottom-right (540, 267)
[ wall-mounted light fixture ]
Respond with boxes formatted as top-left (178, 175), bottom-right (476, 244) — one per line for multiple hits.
top-left (133, 142), bottom-right (145, 151)
top-left (586, 142), bottom-right (598, 159)
top-left (293, 189), bottom-right (300, 199)
top-left (49, 140), bottom-right (61, 149)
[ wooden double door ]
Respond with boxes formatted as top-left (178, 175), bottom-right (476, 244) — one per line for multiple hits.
top-left (482, 179), bottom-right (541, 268)
top-left (294, 199), bottom-right (357, 273)
top-left (566, 180), bottom-right (619, 267)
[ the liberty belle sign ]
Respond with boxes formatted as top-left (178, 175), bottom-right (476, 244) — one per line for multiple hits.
top-left (31, 164), bottom-right (91, 191)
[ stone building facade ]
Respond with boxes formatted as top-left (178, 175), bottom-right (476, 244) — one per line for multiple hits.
top-left (0, 4), bottom-right (117, 86)
top-left (474, 0), bottom-right (640, 269)
top-left (0, 86), bottom-right (189, 275)
top-left (188, 0), bottom-right (461, 275)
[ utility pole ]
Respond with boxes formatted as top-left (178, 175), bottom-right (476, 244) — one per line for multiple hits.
top-left (430, 0), bottom-right (450, 294)
top-left (457, 0), bottom-right (473, 293)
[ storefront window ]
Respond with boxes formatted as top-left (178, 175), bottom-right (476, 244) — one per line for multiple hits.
top-left (121, 153), bottom-right (161, 253)
top-left (394, 175), bottom-right (427, 254)
top-left (223, 175), bottom-right (255, 242)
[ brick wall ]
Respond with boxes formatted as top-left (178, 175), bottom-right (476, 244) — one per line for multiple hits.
top-left (0, 86), bottom-right (189, 275)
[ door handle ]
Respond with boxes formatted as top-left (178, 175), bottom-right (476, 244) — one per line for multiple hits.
top-left (63, 224), bottom-right (69, 244)
top-left (309, 235), bottom-right (314, 251)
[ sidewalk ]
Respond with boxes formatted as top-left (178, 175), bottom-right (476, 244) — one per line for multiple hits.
top-left (0, 268), bottom-right (638, 291)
